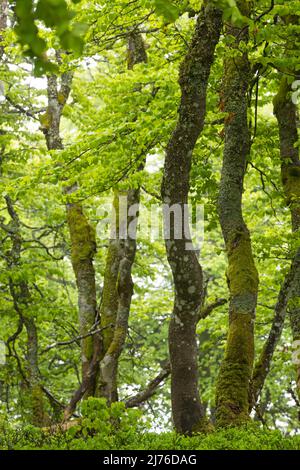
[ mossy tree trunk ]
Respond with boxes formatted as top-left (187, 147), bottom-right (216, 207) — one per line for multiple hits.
top-left (99, 188), bottom-right (140, 403)
top-left (250, 253), bottom-right (299, 410)
top-left (98, 33), bottom-right (147, 403)
top-left (66, 201), bottom-right (98, 397)
top-left (42, 70), bottom-right (99, 398)
top-left (215, 1), bottom-right (259, 427)
top-left (97, 191), bottom-right (122, 402)
top-left (5, 196), bottom-right (48, 426)
top-left (0, 4), bottom-right (47, 426)
top-left (274, 76), bottom-right (300, 400)
top-left (161, 1), bottom-right (222, 434)
top-left (22, 314), bottom-right (48, 426)
top-left (250, 16), bottom-right (300, 414)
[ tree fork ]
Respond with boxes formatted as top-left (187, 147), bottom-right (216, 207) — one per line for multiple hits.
top-left (97, 32), bottom-right (148, 404)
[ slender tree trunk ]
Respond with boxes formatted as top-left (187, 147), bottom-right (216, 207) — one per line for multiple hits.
top-left (66, 201), bottom-right (98, 397)
top-left (23, 314), bottom-right (47, 426)
top-left (273, 76), bottom-right (300, 400)
top-left (0, 0), bottom-right (7, 55)
top-left (250, 254), bottom-right (299, 410)
top-left (161, 1), bottom-right (222, 434)
top-left (42, 70), bottom-right (99, 397)
top-left (1, 3), bottom-right (47, 426)
top-left (97, 33), bottom-right (147, 403)
top-left (97, 191), bottom-right (122, 402)
top-left (5, 197), bottom-right (47, 426)
top-left (99, 188), bottom-right (140, 403)
top-left (215, 1), bottom-right (259, 427)
top-left (250, 16), bottom-right (300, 412)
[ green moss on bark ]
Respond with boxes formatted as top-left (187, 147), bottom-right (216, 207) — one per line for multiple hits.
top-left (215, 1), bottom-right (258, 427)
top-left (216, 314), bottom-right (254, 427)
top-left (273, 78), bottom-right (289, 111)
top-left (227, 231), bottom-right (259, 298)
top-left (67, 204), bottom-right (96, 269)
top-left (66, 202), bottom-right (97, 397)
top-left (282, 165), bottom-right (300, 226)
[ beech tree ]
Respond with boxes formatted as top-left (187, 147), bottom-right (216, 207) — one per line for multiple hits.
top-left (0, 0), bottom-right (299, 449)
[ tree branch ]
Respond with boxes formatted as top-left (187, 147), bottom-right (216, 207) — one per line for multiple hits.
top-left (125, 361), bottom-right (171, 408)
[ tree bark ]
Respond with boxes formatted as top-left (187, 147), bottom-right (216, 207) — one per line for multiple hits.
top-left (97, 33), bottom-right (147, 403)
top-left (99, 187), bottom-right (140, 403)
top-left (96, 192), bottom-right (122, 402)
top-left (66, 201), bottom-right (98, 397)
top-left (5, 196), bottom-right (47, 426)
top-left (0, 0), bottom-right (7, 55)
top-left (161, 1), bottom-right (222, 434)
top-left (250, 253), bottom-right (299, 409)
top-left (273, 76), bottom-right (300, 400)
top-left (42, 69), bottom-right (99, 398)
top-left (215, 1), bottom-right (259, 427)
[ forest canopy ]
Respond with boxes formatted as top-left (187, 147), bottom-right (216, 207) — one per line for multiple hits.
top-left (0, 0), bottom-right (300, 451)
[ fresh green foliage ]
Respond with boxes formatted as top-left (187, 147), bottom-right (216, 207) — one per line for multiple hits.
top-left (0, 0), bottom-right (299, 449)
top-left (12, 0), bottom-right (87, 74)
top-left (1, 413), bottom-right (300, 450)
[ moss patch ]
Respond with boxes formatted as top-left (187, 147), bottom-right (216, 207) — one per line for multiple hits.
top-left (67, 203), bottom-right (96, 269)
top-left (226, 230), bottom-right (259, 298)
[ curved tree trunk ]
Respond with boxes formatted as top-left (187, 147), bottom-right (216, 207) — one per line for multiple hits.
top-left (99, 188), bottom-right (140, 403)
top-left (215, 1), bottom-right (259, 428)
top-left (97, 33), bottom-right (148, 403)
top-left (161, 1), bottom-right (222, 434)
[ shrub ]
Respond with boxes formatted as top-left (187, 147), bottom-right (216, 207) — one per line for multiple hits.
top-left (0, 402), bottom-right (299, 450)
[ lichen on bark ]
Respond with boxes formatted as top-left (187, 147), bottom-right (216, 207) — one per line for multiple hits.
top-left (99, 188), bottom-right (139, 403)
top-left (161, 1), bottom-right (222, 434)
top-left (215, 0), bottom-right (259, 428)
top-left (274, 72), bottom-right (300, 400)
top-left (43, 65), bottom-right (99, 400)
top-left (97, 33), bottom-right (148, 403)
top-left (67, 202), bottom-right (97, 392)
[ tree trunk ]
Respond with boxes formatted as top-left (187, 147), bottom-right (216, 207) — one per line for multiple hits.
top-left (97, 191), bottom-right (122, 402)
top-left (99, 187), bottom-right (140, 403)
top-left (215, 1), bottom-right (259, 428)
top-left (161, 1), bottom-right (222, 434)
top-left (0, 0), bottom-right (7, 56)
top-left (97, 33), bottom-right (147, 403)
top-left (0, 6), bottom-right (47, 426)
top-left (42, 70), bottom-right (99, 397)
top-left (274, 76), bottom-right (300, 400)
top-left (23, 315), bottom-right (47, 426)
top-left (5, 196), bottom-right (47, 426)
top-left (66, 201), bottom-right (98, 397)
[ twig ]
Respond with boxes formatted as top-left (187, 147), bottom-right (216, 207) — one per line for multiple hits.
top-left (42, 324), bottom-right (114, 354)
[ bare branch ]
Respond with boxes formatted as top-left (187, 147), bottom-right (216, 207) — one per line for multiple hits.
top-left (125, 361), bottom-right (170, 408)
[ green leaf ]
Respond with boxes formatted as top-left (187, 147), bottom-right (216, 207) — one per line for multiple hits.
top-left (60, 30), bottom-right (84, 55)
top-left (154, 0), bottom-right (180, 23)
